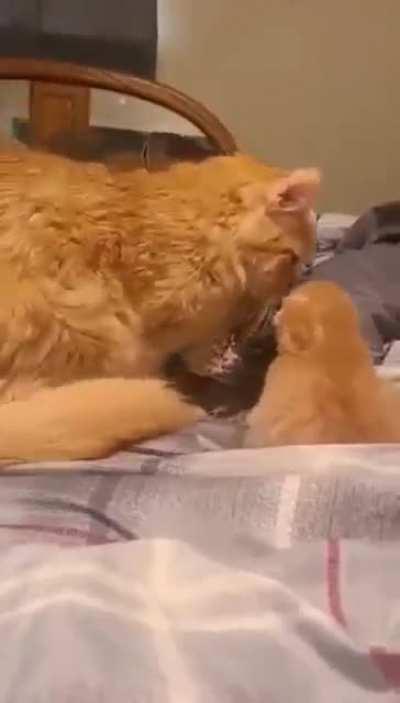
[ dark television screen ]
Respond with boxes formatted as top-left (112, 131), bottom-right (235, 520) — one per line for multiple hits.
top-left (0, 0), bottom-right (157, 78)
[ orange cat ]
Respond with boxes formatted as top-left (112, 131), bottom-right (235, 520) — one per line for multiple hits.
top-left (246, 281), bottom-right (400, 446)
top-left (0, 146), bottom-right (319, 460)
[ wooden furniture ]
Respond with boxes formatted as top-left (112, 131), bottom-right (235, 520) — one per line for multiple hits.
top-left (0, 57), bottom-right (237, 157)
top-left (30, 81), bottom-right (90, 147)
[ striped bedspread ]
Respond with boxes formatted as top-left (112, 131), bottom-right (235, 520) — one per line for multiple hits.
top-left (0, 437), bottom-right (399, 701)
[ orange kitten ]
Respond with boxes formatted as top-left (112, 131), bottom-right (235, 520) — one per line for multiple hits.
top-left (246, 281), bottom-right (400, 446)
top-left (0, 147), bottom-right (319, 460)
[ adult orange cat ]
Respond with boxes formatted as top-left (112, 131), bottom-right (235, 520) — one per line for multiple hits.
top-left (0, 146), bottom-right (319, 460)
top-left (245, 281), bottom-right (400, 447)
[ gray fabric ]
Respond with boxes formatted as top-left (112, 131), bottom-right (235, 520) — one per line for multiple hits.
top-left (308, 246), bottom-right (400, 361)
top-left (0, 538), bottom-right (398, 702)
top-left (383, 342), bottom-right (400, 366)
top-left (338, 201), bottom-right (400, 250)
top-left (4, 438), bottom-right (400, 544)
top-left (308, 203), bottom-right (400, 362)
top-left (315, 212), bottom-right (357, 265)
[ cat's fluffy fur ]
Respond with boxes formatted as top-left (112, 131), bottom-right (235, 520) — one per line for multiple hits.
top-left (0, 146), bottom-right (319, 460)
top-left (246, 281), bottom-right (400, 447)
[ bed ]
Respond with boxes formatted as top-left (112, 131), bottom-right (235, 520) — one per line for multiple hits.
top-left (0, 59), bottom-right (399, 702)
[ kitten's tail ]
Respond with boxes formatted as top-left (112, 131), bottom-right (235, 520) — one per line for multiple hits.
top-left (0, 378), bottom-right (204, 462)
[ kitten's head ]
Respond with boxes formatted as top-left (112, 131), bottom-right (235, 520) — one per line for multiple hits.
top-left (274, 281), bottom-right (362, 355)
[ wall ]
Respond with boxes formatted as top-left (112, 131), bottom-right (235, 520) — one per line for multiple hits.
top-left (1, 0), bottom-right (399, 212)
top-left (148, 0), bottom-right (400, 213)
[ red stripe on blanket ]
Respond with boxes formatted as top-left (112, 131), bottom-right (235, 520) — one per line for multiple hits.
top-left (370, 648), bottom-right (400, 689)
top-left (326, 541), bottom-right (400, 690)
top-left (326, 539), bottom-right (347, 628)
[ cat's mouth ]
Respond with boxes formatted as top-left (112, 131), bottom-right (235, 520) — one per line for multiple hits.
top-left (246, 303), bottom-right (279, 339)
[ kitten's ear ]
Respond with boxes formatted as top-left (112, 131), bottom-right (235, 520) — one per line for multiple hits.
top-left (240, 168), bottom-right (321, 212)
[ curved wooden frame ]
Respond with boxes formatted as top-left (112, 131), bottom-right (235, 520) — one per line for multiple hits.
top-left (0, 57), bottom-right (237, 154)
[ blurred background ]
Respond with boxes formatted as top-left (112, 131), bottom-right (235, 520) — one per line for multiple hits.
top-left (0, 0), bottom-right (399, 213)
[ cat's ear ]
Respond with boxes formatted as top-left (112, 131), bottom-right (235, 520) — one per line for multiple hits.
top-left (240, 168), bottom-right (321, 213)
top-left (268, 168), bottom-right (321, 212)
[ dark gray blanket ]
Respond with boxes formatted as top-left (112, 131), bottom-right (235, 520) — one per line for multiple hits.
top-left (309, 203), bottom-right (400, 361)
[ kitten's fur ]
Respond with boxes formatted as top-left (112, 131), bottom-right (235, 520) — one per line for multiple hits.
top-left (0, 146), bottom-right (319, 460)
top-left (246, 281), bottom-right (400, 446)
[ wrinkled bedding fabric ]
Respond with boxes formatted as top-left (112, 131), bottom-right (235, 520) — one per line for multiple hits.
top-left (1, 435), bottom-right (400, 701)
top-left (311, 204), bottom-right (400, 362)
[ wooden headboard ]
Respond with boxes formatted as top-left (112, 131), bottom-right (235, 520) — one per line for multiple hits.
top-left (0, 57), bottom-right (237, 165)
